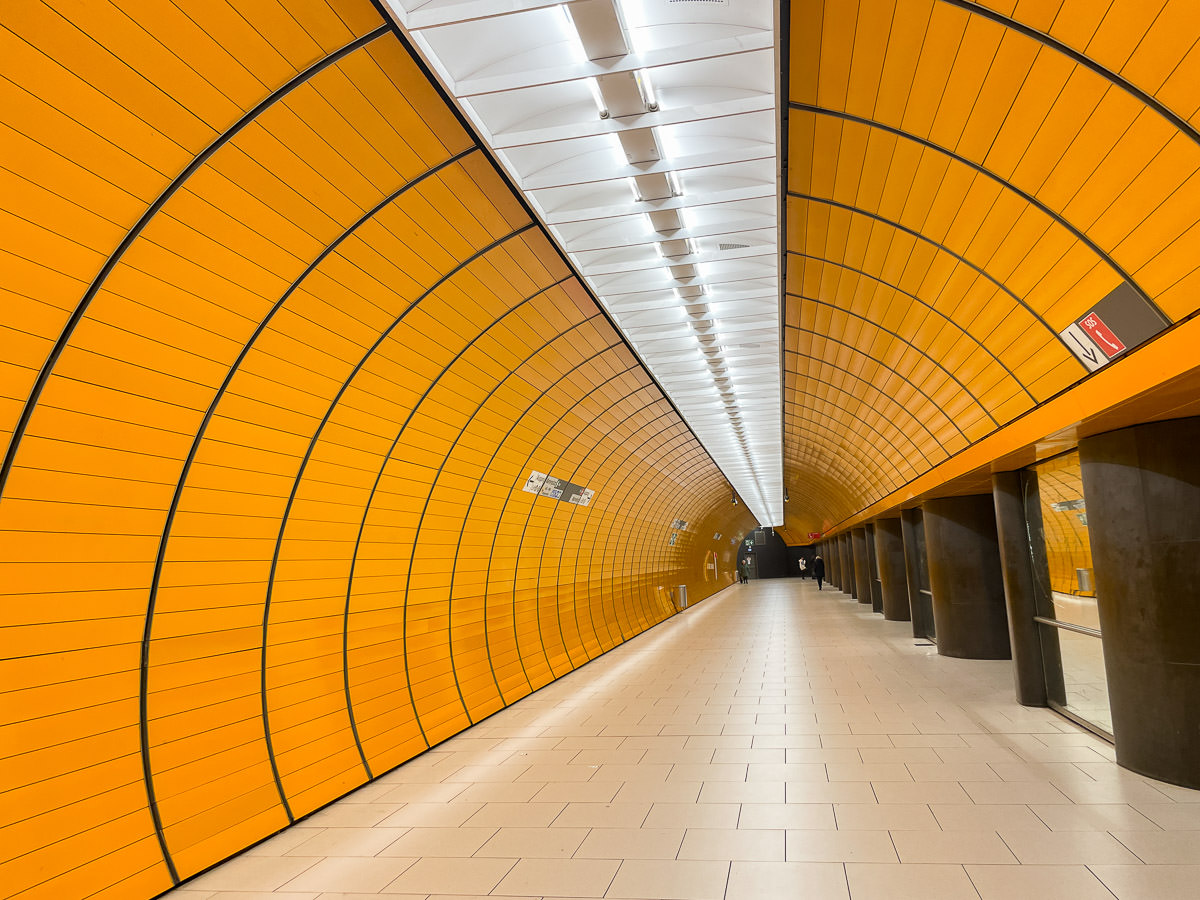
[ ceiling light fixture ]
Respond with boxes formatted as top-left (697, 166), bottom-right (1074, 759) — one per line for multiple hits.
top-left (587, 77), bottom-right (610, 119)
top-left (634, 70), bottom-right (659, 111)
top-left (627, 177), bottom-right (642, 201)
top-left (666, 170), bottom-right (682, 196)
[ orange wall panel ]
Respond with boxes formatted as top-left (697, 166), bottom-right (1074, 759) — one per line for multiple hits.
top-left (0, 4), bottom-right (754, 898)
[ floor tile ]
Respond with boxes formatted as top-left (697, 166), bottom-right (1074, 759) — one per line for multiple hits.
top-left (182, 857), bottom-right (321, 892)
top-left (383, 857), bottom-right (515, 895)
top-left (891, 830), bottom-right (1017, 864)
top-left (998, 829), bottom-right (1142, 864)
top-left (285, 827), bottom-right (411, 857)
top-left (737, 803), bottom-right (834, 830)
top-left (574, 827), bottom-right (684, 859)
top-left (1028, 803), bottom-right (1160, 832)
top-left (282, 857), bottom-right (419, 893)
top-left (1111, 831), bottom-right (1200, 863)
top-left (785, 830), bottom-right (898, 863)
top-left (551, 802), bottom-right (650, 828)
top-left (605, 859), bottom-right (729, 900)
top-left (833, 802), bottom-right (938, 831)
top-left (844, 863), bottom-right (980, 899)
top-left (642, 802), bottom-right (741, 829)
top-left (376, 826), bottom-right (497, 857)
top-left (677, 828), bottom-right (784, 861)
top-left (964, 864), bottom-right (1116, 900)
top-left (962, 781), bottom-right (1072, 805)
top-left (725, 861), bottom-right (849, 900)
top-left (530, 782), bottom-right (621, 803)
top-left (492, 858), bottom-right (619, 897)
top-left (930, 804), bottom-right (1049, 832)
top-left (461, 802), bottom-right (565, 828)
top-left (474, 826), bottom-right (589, 858)
top-left (1089, 865), bottom-right (1200, 900)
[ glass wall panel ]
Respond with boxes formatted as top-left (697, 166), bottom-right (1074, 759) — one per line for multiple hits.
top-left (1024, 450), bottom-right (1112, 736)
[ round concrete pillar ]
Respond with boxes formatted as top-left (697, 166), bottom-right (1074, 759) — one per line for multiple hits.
top-left (1080, 417), bottom-right (1200, 789)
top-left (873, 517), bottom-right (910, 621)
top-left (991, 471), bottom-right (1048, 707)
top-left (841, 533), bottom-right (856, 598)
top-left (923, 494), bottom-right (1012, 660)
top-left (852, 527), bottom-right (870, 605)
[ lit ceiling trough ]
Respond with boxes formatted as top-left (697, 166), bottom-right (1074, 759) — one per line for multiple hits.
top-left (386, 0), bottom-right (783, 526)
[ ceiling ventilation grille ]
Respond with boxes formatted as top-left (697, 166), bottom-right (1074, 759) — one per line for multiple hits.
top-left (719, 241), bottom-right (750, 251)
top-left (669, 0), bottom-right (728, 4)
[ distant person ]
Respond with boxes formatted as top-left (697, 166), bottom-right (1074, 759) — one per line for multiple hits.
top-left (812, 554), bottom-right (825, 590)
top-left (798, 557), bottom-right (807, 578)
top-left (739, 557), bottom-right (750, 584)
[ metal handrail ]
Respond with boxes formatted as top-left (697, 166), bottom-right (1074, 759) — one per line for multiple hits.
top-left (1034, 615), bottom-right (1102, 639)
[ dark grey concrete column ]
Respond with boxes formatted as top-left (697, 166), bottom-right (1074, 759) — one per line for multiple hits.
top-left (923, 494), bottom-right (1012, 660)
top-left (865, 524), bottom-right (883, 613)
top-left (1081, 418), bottom-right (1200, 789)
top-left (824, 538), bottom-right (836, 587)
top-left (900, 507), bottom-right (926, 638)
top-left (874, 517), bottom-right (910, 621)
top-left (852, 527), bottom-right (870, 605)
top-left (991, 471), bottom-right (1048, 707)
top-left (842, 533), bottom-right (857, 598)
top-left (834, 536), bottom-right (845, 589)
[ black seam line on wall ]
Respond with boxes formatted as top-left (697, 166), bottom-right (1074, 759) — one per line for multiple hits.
top-left (784, 192), bottom-right (1071, 361)
top-left (787, 252), bottom-right (1035, 405)
top-left (0, 24), bottom-right (391, 507)
top-left (567, 401), bottom-right (680, 655)
top-left (341, 276), bottom-right (573, 744)
top-left (371, 7), bottom-right (739, 498)
top-left (788, 323), bottom-right (969, 444)
top-left (783, 339), bottom-right (948, 455)
top-left (136, 146), bottom-right (479, 855)
top-left (475, 355), bottom-right (634, 702)
top-left (503, 371), bottom-right (658, 692)
top-left (788, 103), bottom-right (1170, 326)
top-left (574, 403), bottom-right (680, 648)
top-left (785, 381), bottom-right (933, 475)
top-left (120, 27), bottom-right (394, 884)
top-left (445, 334), bottom-right (619, 709)
top-left (518, 376), bottom-right (674, 680)
top-left (787, 292), bottom-right (999, 429)
top-left (594, 419), bottom-right (691, 638)
top-left (259, 222), bottom-right (536, 809)
top-left (777, 0), bottom-right (793, 529)
top-left (938, 0), bottom-right (1200, 151)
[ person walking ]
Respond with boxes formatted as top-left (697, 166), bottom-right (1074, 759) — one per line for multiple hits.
top-left (798, 557), bottom-right (807, 579)
top-left (812, 554), bottom-right (825, 590)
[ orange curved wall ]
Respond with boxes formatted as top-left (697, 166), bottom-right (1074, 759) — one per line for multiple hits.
top-left (782, 0), bottom-right (1200, 536)
top-left (0, 4), bottom-right (756, 897)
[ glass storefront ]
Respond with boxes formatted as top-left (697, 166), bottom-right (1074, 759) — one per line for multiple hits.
top-left (1023, 450), bottom-right (1113, 735)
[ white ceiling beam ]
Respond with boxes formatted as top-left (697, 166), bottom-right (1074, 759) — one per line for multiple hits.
top-left (484, 95), bottom-right (773, 149)
top-left (449, 35), bottom-right (773, 97)
top-left (537, 183), bottom-right (774, 225)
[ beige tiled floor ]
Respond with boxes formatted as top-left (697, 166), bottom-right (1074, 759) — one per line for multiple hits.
top-left (166, 578), bottom-right (1200, 900)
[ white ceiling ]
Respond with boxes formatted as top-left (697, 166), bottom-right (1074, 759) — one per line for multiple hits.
top-left (386, 0), bottom-right (782, 526)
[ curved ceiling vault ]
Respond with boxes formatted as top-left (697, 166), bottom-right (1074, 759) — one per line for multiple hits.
top-left (782, 0), bottom-right (1200, 538)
